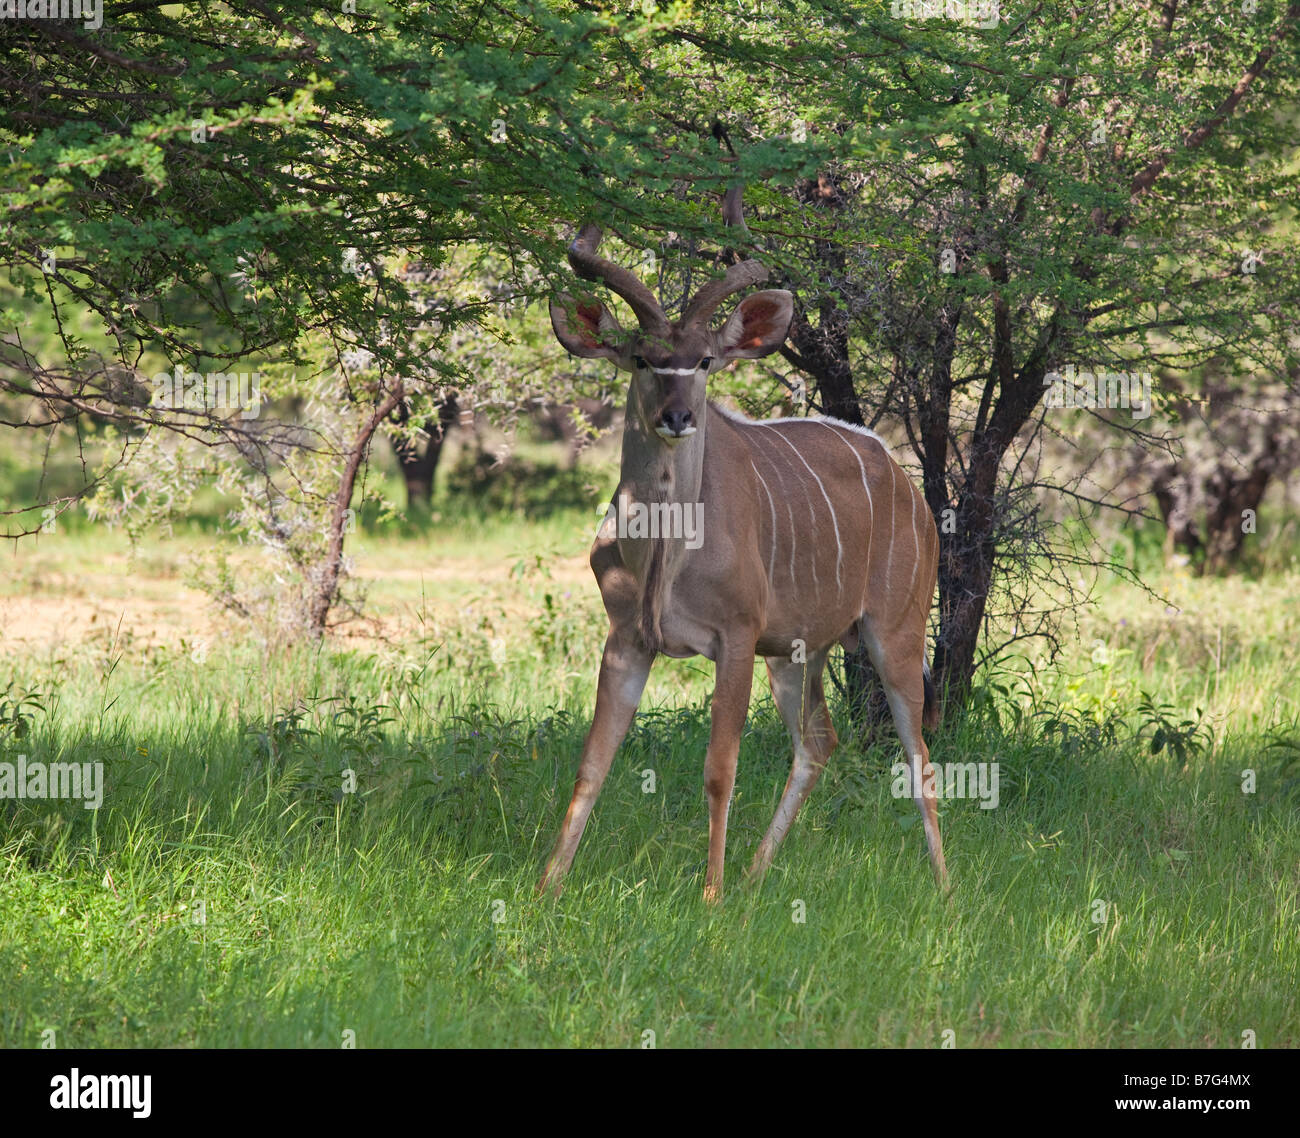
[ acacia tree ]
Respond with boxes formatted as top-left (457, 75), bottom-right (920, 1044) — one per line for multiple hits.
top-left (498, 0), bottom-right (1299, 712)
top-left (0, 2), bottom-right (810, 635)
top-left (4, 1), bottom-right (1296, 698)
top-left (678, 2), bottom-right (1300, 708)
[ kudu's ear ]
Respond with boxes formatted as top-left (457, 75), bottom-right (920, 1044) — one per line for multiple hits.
top-left (550, 294), bottom-right (632, 367)
top-left (715, 289), bottom-right (795, 360)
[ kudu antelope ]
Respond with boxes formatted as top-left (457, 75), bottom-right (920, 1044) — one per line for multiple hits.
top-left (540, 191), bottom-right (945, 901)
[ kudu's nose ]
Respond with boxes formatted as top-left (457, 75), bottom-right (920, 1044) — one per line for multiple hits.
top-left (660, 406), bottom-right (694, 436)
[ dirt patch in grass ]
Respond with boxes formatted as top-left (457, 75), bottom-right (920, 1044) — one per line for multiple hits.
top-left (0, 551), bottom-right (594, 654)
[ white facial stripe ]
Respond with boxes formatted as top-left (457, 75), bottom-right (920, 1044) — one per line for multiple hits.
top-left (651, 367), bottom-right (699, 376)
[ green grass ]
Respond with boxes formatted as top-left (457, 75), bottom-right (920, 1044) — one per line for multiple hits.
top-left (0, 499), bottom-right (1297, 1048)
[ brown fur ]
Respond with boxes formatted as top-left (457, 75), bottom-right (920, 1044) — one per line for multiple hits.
top-left (639, 538), bottom-right (666, 656)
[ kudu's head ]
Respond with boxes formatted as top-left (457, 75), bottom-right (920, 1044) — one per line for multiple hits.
top-left (550, 189), bottom-right (794, 446)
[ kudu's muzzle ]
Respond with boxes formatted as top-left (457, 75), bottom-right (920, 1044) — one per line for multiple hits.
top-left (654, 373), bottom-right (697, 441)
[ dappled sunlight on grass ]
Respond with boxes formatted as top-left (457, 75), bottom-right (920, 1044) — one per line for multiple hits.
top-left (0, 501), bottom-right (1297, 1046)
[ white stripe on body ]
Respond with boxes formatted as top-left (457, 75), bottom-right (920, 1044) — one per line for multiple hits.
top-left (908, 484), bottom-right (919, 600)
top-left (750, 460), bottom-right (778, 586)
top-left (717, 404), bottom-right (912, 607)
top-left (821, 421), bottom-right (876, 617)
top-left (748, 444), bottom-right (799, 588)
top-left (748, 435), bottom-right (819, 598)
top-left (754, 426), bottom-right (843, 597)
top-left (885, 458), bottom-right (896, 591)
top-left (714, 405), bottom-right (887, 448)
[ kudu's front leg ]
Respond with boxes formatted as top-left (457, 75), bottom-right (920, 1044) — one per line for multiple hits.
top-left (702, 640), bottom-right (756, 903)
top-left (538, 632), bottom-right (652, 896)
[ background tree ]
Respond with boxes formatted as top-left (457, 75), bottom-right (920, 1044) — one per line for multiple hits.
top-left (685, 2), bottom-right (1300, 709)
top-left (3, 1), bottom-right (1296, 703)
top-left (0, 2), bottom-right (812, 634)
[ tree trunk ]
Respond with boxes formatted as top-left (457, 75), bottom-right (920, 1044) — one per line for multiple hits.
top-left (783, 301), bottom-right (863, 425)
top-left (1150, 414), bottom-right (1283, 575)
top-left (1152, 459), bottom-right (1204, 564)
top-left (1203, 430), bottom-right (1279, 574)
top-left (308, 384), bottom-right (406, 638)
top-left (391, 394), bottom-right (458, 508)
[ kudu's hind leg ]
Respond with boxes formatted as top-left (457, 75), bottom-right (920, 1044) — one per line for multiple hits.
top-left (748, 649), bottom-right (837, 883)
top-left (538, 634), bottom-right (652, 895)
top-left (863, 622), bottom-right (949, 890)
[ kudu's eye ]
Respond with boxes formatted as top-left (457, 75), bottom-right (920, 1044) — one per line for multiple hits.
top-left (700, 357), bottom-right (713, 370)
top-left (633, 356), bottom-right (647, 370)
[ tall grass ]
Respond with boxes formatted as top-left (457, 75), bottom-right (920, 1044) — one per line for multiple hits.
top-left (0, 497), bottom-right (1297, 1047)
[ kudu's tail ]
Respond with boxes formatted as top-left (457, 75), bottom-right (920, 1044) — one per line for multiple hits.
top-left (922, 657), bottom-right (940, 730)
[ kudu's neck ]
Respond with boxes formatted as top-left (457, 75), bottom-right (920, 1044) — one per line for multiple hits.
top-left (619, 381), bottom-right (706, 505)
top-left (617, 381), bottom-right (709, 653)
